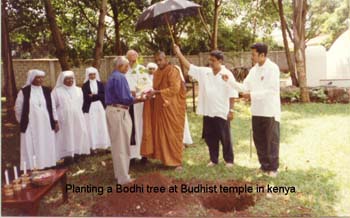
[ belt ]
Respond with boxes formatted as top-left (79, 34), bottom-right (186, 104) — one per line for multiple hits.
top-left (108, 104), bottom-right (129, 110)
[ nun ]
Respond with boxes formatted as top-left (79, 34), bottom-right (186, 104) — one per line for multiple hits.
top-left (15, 69), bottom-right (58, 170)
top-left (146, 62), bottom-right (157, 81)
top-left (52, 70), bottom-right (90, 161)
top-left (82, 67), bottom-right (111, 151)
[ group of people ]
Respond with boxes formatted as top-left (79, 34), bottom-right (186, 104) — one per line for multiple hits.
top-left (15, 42), bottom-right (281, 185)
top-left (15, 66), bottom-right (111, 170)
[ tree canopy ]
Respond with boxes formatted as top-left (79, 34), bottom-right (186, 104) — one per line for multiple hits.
top-left (6, 0), bottom-right (348, 62)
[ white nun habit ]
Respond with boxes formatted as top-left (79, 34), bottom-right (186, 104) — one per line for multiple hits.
top-left (51, 70), bottom-right (90, 159)
top-left (83, 67), bottom-right (111, 150)
top-left (15, 69), bottom-right (58, 170)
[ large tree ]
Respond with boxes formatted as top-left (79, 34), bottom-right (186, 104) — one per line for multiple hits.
top-left (2, 0), bottom-right (17, 111)
top-left (293, 0), bottom-right (310, 102)
top-left (272, 0), bottom-right (298, 86)
top-left (92, 0), bottom-right (108, 69)
top-left (211, 0), bottom-right (222, 50)
top-left (42, 0), bottom-right (70, 70)
top-left (109, 0), bottom-right (147, 55)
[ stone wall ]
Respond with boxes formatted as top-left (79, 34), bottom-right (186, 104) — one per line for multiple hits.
top-left (2, 51), bottom-right (290, 89)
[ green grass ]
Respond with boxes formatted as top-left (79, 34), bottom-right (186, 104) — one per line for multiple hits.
top-left (2, 102), bottom-right (350, 216)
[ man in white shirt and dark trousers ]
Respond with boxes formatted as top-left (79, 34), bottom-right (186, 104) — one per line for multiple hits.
top-left (173, 44), bottom-right (238, 168)
top-left (223, 43), bottom-right (281, 177)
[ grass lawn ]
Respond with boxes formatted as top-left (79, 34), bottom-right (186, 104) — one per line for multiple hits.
top-left (2, 101), bottom-right (350, 216)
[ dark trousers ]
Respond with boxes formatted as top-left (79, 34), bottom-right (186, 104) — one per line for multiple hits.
top-left (128, 104), bottom-right (136, 146)
top-left (252, 116), bottom-right (280, 171)
top-left (203, 116), bottom-right (234, 164)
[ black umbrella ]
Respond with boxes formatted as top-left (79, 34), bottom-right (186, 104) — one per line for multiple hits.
top-left (135, 0), bottom-right (202, 44)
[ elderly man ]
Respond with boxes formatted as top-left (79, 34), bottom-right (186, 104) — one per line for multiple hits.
top-left (141, 52), bottom-right (186, 171)
top-left (125, 49), bottom-right (149, 161)
top-left (15, 69), bottom-right (59, 170)
top-left (173, 44), bottom-right (238, 168)
top-left (52, 71), bottom-right (90, 163)
top-left (105, 56), bottom-right (145, 185)
top-left (223, 43), bottom-right (281, 177)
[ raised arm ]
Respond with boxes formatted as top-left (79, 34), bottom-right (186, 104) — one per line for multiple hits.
top-left (173, 44), bottom-right (190, 73)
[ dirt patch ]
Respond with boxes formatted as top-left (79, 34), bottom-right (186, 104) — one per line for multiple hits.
top-left (92, 173), bottom-right (196, 216)
top-left (92, 173), bottom-right (258, 216)
top-left (200, 190), bottom-right (255, 212)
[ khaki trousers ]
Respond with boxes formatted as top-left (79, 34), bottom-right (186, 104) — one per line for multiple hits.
top-left (106, 106), bottom-right (132, 184)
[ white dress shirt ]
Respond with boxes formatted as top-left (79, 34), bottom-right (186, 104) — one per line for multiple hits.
top-left (227, 58), bottom-right (281, 122)
top-left (189, 64), bottom-right (238, 120)
top-left (125, 64), bottom-right (146, 92)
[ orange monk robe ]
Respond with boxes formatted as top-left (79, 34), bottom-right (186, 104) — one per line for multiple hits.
top-left (141, 64), bottom-right (186, 166)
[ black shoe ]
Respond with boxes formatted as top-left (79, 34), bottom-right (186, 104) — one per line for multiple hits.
top-left (140, 157), bottom-right (149, 165)
top-left (130, 158), bottom-right (136, 166)
top-left (62, 156), bottom-right (74, 166)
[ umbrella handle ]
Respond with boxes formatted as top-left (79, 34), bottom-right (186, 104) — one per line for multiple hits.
top-left (164, 14), bottom-right (176, 45)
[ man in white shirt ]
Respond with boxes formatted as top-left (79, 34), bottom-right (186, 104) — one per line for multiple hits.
top-left (223, 43), bottom-right (281, 177)
top-left (125, 50), bottom-right (148, 162)
top-left (173, 45), bottom-right (238, 168)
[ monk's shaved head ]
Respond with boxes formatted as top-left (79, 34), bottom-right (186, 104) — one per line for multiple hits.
top-left (155, 51), bottom-right (167, 58)
top-left (154, 51), bottom-right (169, 70)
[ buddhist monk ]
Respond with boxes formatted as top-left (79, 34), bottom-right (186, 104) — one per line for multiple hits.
top-left (141, 51), bottom-right (186, 171)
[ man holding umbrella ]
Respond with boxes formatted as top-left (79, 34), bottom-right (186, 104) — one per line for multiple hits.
top-left (173, 44), bottom-right (238, 168)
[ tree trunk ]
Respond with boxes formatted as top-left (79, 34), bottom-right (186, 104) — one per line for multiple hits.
top-left (211, 0), bottom-right (221, 50)
top-left (277, 0), bottom-right (298, 86)
top-left (92, 0), bottom-right (107, 69)
top-left (293, 0), bottom-right (310, 102)
top-left (114, 22), bottom-right (122, 55)
top-left (1, 0), bottom-right (17, 113)
top-left (251, 0), bottom-right (259, 42)
top-left (42, 0), bottom-right (70, 71)
top-left (110, 0), bottom-right (123, 55)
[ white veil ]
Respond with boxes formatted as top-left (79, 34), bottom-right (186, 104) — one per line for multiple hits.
top-left (84, 67), bottom-right (101, 83)
top-left (24, 69), bottom-right (45, 87)
top-left (55, 70), bottom-right (76, 88)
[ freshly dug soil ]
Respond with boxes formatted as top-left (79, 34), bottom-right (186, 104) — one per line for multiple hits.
top-left (92, 173), bottom-right (258, 216)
